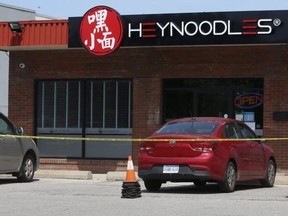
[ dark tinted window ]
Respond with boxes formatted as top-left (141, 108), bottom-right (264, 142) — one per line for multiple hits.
top-left (0, 116), bottom-right (14, 135)
top-left (224, 123), bottom-right (241, 138)
top-left (237, 123), bottom-right (257, 139)
top-left (156, 121), bottom-right (218, 135)
top-left (37, 80), bottom-right (132, 130)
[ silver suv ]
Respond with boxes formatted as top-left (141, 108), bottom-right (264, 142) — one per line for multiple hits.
top-left (0, 113), bottom-right (39, 182)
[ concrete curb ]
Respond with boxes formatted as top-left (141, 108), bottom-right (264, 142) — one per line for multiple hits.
top-left (35, 170), bottom-right (93, 180)
top-left (106, 171), bottom-right (140, 181)
top-left (106, 171), bottom-right (126, 181)
top-left (275, 175), bottom-right (288, 185)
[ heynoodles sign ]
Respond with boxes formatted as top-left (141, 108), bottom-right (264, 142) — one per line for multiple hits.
top-left (69, 8), bottom-right (288, 54)
top-left (127, 18), bottom-right (280, 38)
top-left (121, 10), bottom-right (288, 47)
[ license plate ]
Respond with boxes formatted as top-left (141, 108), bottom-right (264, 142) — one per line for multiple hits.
top-left (163, 165), bottom-right (179, 174)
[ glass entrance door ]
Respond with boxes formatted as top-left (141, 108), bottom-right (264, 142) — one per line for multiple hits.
top-left (165, 90), bottom-right (194, 121)
top-left (195, 91), bottom-right (231, 118)
top-left (164, 89), bottom-right (232, 121)
top-left (163, 78), bottom-right (263, 127)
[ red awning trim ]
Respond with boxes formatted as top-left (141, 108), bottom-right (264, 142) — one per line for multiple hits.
top-left (0, 20), bottom-right (69, 50)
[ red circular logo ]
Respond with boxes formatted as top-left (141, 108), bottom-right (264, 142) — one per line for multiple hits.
top-left (80, 6), bottom-right (123, 56)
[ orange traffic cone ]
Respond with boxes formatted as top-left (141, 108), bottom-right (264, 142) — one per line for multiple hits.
top-left (125, 156), bottom-right (137, 182)
top-left (121, 156), bottom-right (141, 198)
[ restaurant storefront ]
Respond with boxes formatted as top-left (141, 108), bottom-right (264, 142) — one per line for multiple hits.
top-left (1, 7), bottom-right (288, 171)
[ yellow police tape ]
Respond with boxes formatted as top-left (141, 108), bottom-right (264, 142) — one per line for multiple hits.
top-left (0, 134), bottom-right (288, 142)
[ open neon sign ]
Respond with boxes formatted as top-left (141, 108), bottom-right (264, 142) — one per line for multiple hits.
top-left (234, 93), bottom-right (263, 109)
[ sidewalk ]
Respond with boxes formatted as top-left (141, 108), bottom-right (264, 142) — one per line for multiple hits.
top-left (34, 170), bottom-right (288, 185)
top-left (34, 170), bottom-right (135, 182)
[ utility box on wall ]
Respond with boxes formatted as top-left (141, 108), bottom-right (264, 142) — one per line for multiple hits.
top-left (273, 112), bottom-right (288, 121)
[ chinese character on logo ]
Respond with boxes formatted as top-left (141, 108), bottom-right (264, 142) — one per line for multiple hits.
top-left (95, 10), bottom-right (108, 33)
top-left (97, 32), bottom-right (115, 49)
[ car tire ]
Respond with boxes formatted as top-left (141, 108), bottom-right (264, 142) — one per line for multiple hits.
top-left (260, 159), bottom-right (276, 187)
top-left (144, 180), bottom-right (162, 192)
top-left (219, 161), bottom-right (236, 193)
top-left (17, 154), bottom-right (35, 182)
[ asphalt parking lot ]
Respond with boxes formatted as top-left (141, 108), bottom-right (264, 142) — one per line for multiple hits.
top-left (0, 175), bottom-right (288, 216)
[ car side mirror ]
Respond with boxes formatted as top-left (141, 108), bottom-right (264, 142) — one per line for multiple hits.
top-left (17, 127), bottom-right (24, 135)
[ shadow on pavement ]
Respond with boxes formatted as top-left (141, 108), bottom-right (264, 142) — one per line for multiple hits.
top-left (142, 182), bottom-right (263, 194)
top-left (0, 176), bottom-right (39, 185)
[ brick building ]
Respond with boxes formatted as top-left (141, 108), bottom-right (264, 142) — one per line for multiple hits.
top-left (1, 9), bottom-right (288, 172)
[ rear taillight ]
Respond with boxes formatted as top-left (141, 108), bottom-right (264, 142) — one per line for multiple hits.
top-left (140, 142), bottom-right (155, 152)
top-left (192, 142), bottom-right (216, 152)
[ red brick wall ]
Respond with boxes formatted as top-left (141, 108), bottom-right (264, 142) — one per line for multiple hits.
top-left (8, 45), bottom-right (288, 171)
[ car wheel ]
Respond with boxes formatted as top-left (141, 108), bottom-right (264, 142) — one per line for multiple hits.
top-left (193, 180), bottom-right (207, 187)
top-left (260, 160), bottom-right (276, 187)
top-left (17, 154), bottom-right (35, 182)
top-left (219, 161), bottom-right (236, 193)
top-left (144, 180), bottom-right (162, 192)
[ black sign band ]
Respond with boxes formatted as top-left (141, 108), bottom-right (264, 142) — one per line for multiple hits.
top-left (69, 10), bottom-right (288, 48)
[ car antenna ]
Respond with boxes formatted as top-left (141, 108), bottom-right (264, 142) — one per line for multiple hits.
top-left (189, 111), bottom-right (195, 120)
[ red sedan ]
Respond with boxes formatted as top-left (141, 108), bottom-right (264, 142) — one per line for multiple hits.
top-left (138, 117), bottom-right (276, 192)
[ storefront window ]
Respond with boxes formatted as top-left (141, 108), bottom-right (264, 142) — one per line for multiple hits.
top-left (85, 80), bottom-right (131, 130)
top-left (233, 90), bottom-right (263, 133)
top-left (37, 81), bottom-right (82, 129)
top-left (36, 79), bottom-right (132, 159)
top-left (163, 78), bottom-right (263, 135)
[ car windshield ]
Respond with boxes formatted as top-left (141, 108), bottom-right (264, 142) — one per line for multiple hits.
top-left (156, 121), bottom-right (218, 135)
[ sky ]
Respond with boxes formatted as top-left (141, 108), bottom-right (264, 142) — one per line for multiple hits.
top-left (1, 0), bottom-right (288, 19)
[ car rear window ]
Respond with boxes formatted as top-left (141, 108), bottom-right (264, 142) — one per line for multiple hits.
top-left (156, 121), bottom-right (218, 135)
